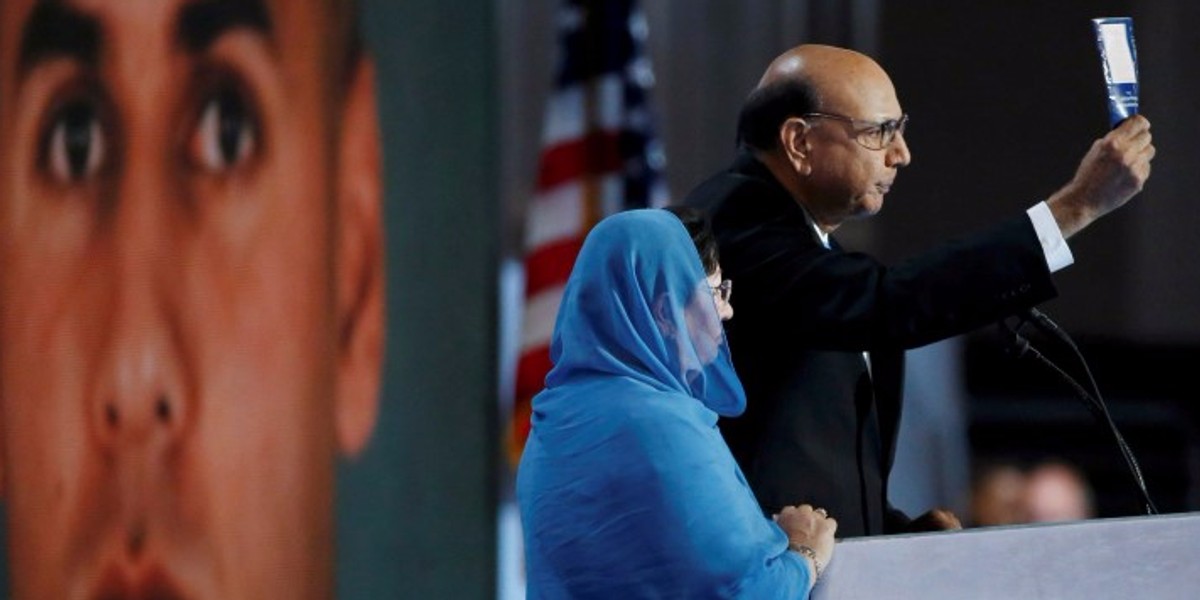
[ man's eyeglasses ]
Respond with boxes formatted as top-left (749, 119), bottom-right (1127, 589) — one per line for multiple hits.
top-left (801, 112), bottom-right (909, 151)
top-left (710, 279), bottom-right (732, 303)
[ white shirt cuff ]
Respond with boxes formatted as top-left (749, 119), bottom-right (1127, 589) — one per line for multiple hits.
top-left (1027, 201), bottom-right (1074, 273)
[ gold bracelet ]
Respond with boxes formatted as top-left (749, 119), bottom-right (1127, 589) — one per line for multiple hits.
top-left (790, 544), bottom-right (824, 580)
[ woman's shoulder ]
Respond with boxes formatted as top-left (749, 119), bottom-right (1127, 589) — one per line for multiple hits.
top-left (534, 381), bottom-right (718, 452)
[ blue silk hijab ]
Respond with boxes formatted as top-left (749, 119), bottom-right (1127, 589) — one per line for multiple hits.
top-left (517, 210), bottom-right (813, 599)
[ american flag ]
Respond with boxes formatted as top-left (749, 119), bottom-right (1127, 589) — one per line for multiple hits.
top-left (507, 0), bottom-right (669, 465)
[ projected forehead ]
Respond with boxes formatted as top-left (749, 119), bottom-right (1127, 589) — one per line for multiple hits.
top-left (15, 0), bottom-right (273, 80)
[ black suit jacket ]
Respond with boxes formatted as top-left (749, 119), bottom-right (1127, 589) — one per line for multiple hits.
top-left (684, 149), bottom-right (1058, 537)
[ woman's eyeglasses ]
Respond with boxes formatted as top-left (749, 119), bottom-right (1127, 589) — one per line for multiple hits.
top-left (710, 279), bottom-right (732, 303)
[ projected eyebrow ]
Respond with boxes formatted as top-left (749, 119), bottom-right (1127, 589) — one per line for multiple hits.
top-left (17, 1), bottom-right (101, 78)
top-left (176, 0), bottom-right (274, 54)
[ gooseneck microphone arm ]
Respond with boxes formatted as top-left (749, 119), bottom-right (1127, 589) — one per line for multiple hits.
top-left (1002, 310), bottom-right (1158, 516)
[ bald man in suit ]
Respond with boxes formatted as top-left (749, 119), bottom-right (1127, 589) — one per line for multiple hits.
top-left (684, 44), bottom-right (1153, 537)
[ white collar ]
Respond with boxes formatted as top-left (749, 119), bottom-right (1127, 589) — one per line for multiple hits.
top-left (798, 204), bottom-right (831, 249)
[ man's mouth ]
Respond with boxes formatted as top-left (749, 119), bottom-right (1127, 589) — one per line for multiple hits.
top-left (90, 563), bottom-right (191, 600)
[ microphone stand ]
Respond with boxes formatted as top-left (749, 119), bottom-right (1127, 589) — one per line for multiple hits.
top-left (1002, 311), bottom-right (1158, 516)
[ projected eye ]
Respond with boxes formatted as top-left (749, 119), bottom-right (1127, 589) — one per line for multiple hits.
top-left (190, 85), bottom-right (258, 173)
top-left (42, 99), bottom-right (106, 183)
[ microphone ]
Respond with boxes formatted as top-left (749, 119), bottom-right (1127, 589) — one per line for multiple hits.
top-left (1020, 308), bottom-right (1105, 410)
top-left (1002, 309), bottom-right (1158, 516)
top-left (1024, 307), bottom-right (1060, 334)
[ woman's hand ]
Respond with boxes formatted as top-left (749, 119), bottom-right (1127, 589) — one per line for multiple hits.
top-left (774, 504), bottom-right (837, 581)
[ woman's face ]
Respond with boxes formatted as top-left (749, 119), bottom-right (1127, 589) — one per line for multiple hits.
top-left (680, 267), bottom-right (733, 367)
top-left (706, 268), bottom-right (734, 322)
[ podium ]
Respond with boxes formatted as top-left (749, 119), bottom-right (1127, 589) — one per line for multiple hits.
top-left (813, 513), bottom-right (1200, 599)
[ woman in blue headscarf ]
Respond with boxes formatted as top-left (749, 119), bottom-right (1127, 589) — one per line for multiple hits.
top-left (518, 208), bottom-right (836, 599)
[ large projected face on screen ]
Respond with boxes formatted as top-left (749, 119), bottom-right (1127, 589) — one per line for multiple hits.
top-left (0, 0), bottom-right (383, 597)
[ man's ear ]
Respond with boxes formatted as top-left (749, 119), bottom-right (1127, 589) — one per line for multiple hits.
top-left (779, 117), bottom-right (812, 176)
top-left (0, 402), bottom-right (5, 497)
top-left (334, 53), bottom-right (384, 459)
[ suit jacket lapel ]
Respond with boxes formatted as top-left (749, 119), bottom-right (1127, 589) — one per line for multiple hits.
top-left (869, 349), bottom-right (905, 474)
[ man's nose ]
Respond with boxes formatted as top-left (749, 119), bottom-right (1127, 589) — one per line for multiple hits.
top-left (91, 323), bottom-right (187, 449)
top-left (90, 170), bottom-right (189, 451)
top-left (886, 132), bottom-right (911, 168)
